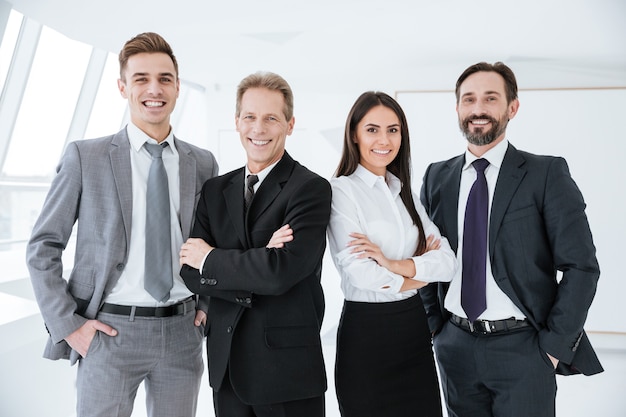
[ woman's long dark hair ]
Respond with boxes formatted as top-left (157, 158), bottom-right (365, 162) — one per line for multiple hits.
top-left (335, 91), bottom-right (426, 256)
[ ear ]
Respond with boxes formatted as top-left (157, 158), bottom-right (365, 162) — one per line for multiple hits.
top-left (508, 98), bottom-right (520, 120)
top-left (286, 116), bottom-right (295, 135)
top-left (117, 79), bottom-right (127, 98)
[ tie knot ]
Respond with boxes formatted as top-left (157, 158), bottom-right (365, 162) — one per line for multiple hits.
top-left (145, 142), bottom-right (168, 158)
top-left (472, 158), bottom-right (489, 173)
top-left (247, 174), bottom-right (259, 189)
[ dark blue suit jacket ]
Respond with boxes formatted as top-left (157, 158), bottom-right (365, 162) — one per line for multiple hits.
top-left (419, 143), bottom-right (603, 376)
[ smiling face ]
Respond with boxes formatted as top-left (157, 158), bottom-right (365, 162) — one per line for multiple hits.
top-left (117, 52), bottom-right (179, 142)
top-left (236, 87), bottom-right (295, 173)
top-left (456, 71), bottom-right (519, 155)
top-left (354, 105), bottom-right (402, 176)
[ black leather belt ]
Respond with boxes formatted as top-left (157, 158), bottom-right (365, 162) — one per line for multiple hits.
top-left (450, 313), bottom-right (529, 335)
top-left (100, 297), bottom-right (195, 318)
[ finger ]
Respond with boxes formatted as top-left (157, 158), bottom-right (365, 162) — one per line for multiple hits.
top-left (92, 320), bottom-right (118, 336)
top-left (194, 310), bottom-right (207, 326)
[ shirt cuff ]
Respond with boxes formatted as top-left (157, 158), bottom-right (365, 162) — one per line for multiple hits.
top-left (199, 248), bottom-right (213, 275)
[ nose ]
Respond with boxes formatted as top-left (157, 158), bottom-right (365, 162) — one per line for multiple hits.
top-left (146, 80), bottom-right (163, 96)
top-left (252, 119), bottom-right (265, 133)
top-left (379, 131), bottom-right (391, 144)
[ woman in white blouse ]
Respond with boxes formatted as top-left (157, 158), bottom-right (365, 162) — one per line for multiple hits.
top-left (328, 92), bottom-right (457, 417)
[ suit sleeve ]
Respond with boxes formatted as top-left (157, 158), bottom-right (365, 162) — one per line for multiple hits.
top-left (419, 163), bottom-right (446, 333)
top-left (538, 157), bottom-right (600, 364)
top-left (183, 175), bottom-right (332, 298)
top-left (26, 142), bottom-right (88, 343)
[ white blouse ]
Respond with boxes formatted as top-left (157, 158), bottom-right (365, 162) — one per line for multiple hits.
top-left (328, 165), bottom-right (457, 303)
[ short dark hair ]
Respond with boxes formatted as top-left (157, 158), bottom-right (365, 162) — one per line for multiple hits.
top-left (455, 61), bottom-right (518, 103)
top-left (119, 32), bottom-right (178, 80)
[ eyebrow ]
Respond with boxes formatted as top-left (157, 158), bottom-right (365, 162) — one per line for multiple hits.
top-left (130, 72), bottom-right (176, 78)
top-left (462, 90), bottom-right (502, 97)
top-left (364, 123), bottom-right (400, 128)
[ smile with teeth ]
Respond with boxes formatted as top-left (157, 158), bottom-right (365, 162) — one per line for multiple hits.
top-left (250, 139), bottom-right (270, 146)
top-left (471, 119), bottom-right (490, 125)
top-left (372, 149), bottom-right (391, 155)
top-left (144, 100), bottom-right (165, 107)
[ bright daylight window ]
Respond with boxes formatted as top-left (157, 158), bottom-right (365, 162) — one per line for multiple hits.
top-left (0, 9), bottom-right (21, 94)
top-left (2, 25), bottom-right (91, 178)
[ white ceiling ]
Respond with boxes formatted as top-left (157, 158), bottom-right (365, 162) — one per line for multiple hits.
top-left (8, 0), bottom-right (626, 96)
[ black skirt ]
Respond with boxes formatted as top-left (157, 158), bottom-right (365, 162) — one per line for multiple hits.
top-left (335, 294), bottom-right (443, 417)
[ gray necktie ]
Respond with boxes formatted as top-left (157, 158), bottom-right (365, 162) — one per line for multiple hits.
top-left (144, 142), bottom-right (173, 302)
top-left (244, 174), bottom-right (259, 212)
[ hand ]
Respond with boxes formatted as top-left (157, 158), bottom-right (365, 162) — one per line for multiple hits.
top-left (266, 224), bottom-right (293, 248)
top-left (424, 234), bottom-right (441, 253)
top-left (348, 232), bottom-right (391, 270)
top-left (194, 309), bottom-right (207, 327)
top-left (547, 353), bottom-right (559, 369)
top-left (65, 319), bottom-right (117, 358)
top-left (180, 238), bottom-right (214, 269)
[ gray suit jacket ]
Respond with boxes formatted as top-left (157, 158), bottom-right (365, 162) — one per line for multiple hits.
top-left (419, 143), bottom-right (603, 376)
top-left (26, 127), bottom-right (218, 364)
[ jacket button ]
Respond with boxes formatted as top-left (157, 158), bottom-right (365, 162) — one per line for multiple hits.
top-left (227, 326), bottom-right (233, 333)
top-left (200, 278), bottom-right (206, 284)
top-left (116, 263), bottom-right (124, 271)
top-left (208, 279), bottom-right (217, 286)
top-left (245, 298), bottom-right (251, 304)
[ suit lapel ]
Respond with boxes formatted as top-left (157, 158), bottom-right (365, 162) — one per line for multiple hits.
top-left (489, 144), bottom-right (527, 258)
top-left (441, 155), bottom-right (464, 251)
top-left (248, 153), bottom-right (295, 223)
top-left (224, 168), bottom-right (248, 248)
top-left (176, 138), bottom-right (197, 241)
top-left (110, 129), bottom-right (132, 248)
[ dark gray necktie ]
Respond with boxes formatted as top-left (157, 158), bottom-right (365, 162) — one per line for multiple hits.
top-left (144, 142), bottom-right (173, 302)
top-left (461, 158), bottom-right (489, 322)
top-left (244, 174), bottom-right (259, 212)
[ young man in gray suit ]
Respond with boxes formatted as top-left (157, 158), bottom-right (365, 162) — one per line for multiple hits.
top-left (419, 61), bottom-right (603, 417)
top-left (26, 32), bottom-right (218, 417)
top-left (179, 72), bottom-right (331, 417)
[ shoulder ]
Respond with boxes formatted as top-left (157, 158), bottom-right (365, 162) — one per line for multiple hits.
top-left (175, 138), bottom-right (216, 161)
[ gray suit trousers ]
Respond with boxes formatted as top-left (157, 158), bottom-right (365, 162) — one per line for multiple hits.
top-left (76, 309), bottom-right (204, 417)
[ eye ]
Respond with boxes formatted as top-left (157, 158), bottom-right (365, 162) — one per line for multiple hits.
top-left (463, 97), bottom-right (474, 104)
top-left (366, 127), bottom-right (377, 133)
top-left (160, 77), bottom-right (172, 83)
top-left (389, 127), bottom-right (399, 134)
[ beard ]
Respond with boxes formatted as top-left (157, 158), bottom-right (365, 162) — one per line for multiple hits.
top-left (459, 114), bottom-right (509, 146)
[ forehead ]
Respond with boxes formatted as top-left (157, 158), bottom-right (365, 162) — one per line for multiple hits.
top-left (459, 71), bottom-right (506, 96)
top-left (361, 105), bottom-right (400, 125)
top-left (123, 52), bottom-right (176, 76)
top-left (240, 87), bottom-right (285, 114)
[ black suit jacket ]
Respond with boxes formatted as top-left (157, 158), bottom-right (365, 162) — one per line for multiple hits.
top-left (181, 152), bottom-right (331, 404)
top-left (419, 143), bottom-right (603, 376)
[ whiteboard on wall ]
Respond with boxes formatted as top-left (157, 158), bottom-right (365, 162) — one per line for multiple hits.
top-left (397, 88), bottom-right (626, 334)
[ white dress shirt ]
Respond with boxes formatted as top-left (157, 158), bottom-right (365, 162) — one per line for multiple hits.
top-left (444, 138), bottom-right (526, 320)
top-left (105, 123), bottom-right (193, 306)
top-left (328, 165), bottom-right (457, 303)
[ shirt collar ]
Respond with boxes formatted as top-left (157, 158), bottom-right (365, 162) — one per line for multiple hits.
top-left (127, 122), bottom-right (176, 155)
top-left (463, 138), bottom-right (508, 171)
top-left (354, 164), bottom-right (402, 196)
top-left (245, 159), bottom-right (280, 186)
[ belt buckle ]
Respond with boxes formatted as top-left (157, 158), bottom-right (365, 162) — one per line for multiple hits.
top-left (482, 320), bottom-right (492, 334)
